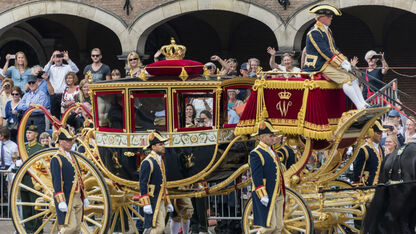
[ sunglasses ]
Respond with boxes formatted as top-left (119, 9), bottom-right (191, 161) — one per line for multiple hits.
top-left (129, 58), bottom-right (138, 61)
top-left (28, 81), bottom-right (36, 85)
top-left (91, 54), bottom-right (100, 57)
top-left (11, 93), bottom-right (19, 96)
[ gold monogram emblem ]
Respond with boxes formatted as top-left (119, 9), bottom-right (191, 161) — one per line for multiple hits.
top-left (276, 100), bottom-right (292, 117)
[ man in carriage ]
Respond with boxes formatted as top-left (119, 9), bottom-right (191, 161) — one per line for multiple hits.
top-left (139, 130), bottom-right (174, 234)
top-left (303, 4), bottom-right (369, 109)
top-left (249, 120), bottom-right (285, 234)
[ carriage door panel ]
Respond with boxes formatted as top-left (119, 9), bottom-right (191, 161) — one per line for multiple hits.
top-left (130, 91), bottom-right (167, 132)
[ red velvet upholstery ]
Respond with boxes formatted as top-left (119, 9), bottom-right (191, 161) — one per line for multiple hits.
top-left (145, 60), bottom-right (203, 76)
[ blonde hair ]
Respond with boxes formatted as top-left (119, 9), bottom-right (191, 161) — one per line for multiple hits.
top-left (364, 50), bottom-right (377, 62)
top-left (2, 78), bottom-right (14, 88)
top-left (280, 53), bottom-right (294, 66)
top-left (14, 51), bottom-right (28, 70)
top-left (78, 79), bottom-right (89, 102)
top-left (386, 135), bottom-right (399, 150)
top-left (127, 51), bottom-right (142, 69)
top-left (39, 132), bottom-right (50, 140)
top-left (111, 69), bottom-right (121, 76)
top-left (91, 48), bottom-right (101, 55)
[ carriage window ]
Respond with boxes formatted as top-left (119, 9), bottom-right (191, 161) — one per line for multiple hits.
top-left (95, 91), bottom-right (124, 132)
top-left (131, 92), bottom-right (167, 132)
top-left (175, 91), bottom-right (215, 130)
top-left (224, 87), bottom-right (251, 126)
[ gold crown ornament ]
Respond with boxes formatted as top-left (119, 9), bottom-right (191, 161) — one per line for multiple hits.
top-left (161, 37), bottom-right (187, 60)
top-left (278, 90), bottom-right (292, 100)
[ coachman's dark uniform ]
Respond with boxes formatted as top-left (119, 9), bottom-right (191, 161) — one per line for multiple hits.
top-left (249, 120), bottom-right (285, 233)
top-left (139, 151), bottom-right (171, 230)
top-left (353, 140), bottom-right (384, 185)
top-left (50, 149), bottom-right (86, 226)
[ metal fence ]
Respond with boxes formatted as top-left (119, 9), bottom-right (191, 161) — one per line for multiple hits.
top-left (0, 170), bottom-right (12, 220)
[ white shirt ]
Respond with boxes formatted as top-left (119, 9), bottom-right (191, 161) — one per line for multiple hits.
top-left (372, 142), bottom-right (380, 154)
top-left (44, 60), bottom-right (79, 94)
top-left (151, 150), bottom-right (162, 163)
top-left (65, 151), bottom-right (72, 160)
top-left (0, 140), bottom-right (18, 167)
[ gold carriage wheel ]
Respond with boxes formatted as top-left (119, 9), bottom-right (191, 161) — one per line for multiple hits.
top-left (242, 187), bottom-right (313, 234)
top-left (315, 179), bottom-right (364, 234)
top-left (10, 148), bottom-right (112, 234)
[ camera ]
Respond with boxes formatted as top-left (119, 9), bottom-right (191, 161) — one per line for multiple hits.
top-left (36, 70), bottom-right (45, 79)
top-left (56, 53), bottom-right (64, 58)
top-left (371, 54), bottom-right (382, 60)
top-left (9, 55), bottom-right (15, 59)
top-left (197, 118), bottom-right (205, 123)
top-left (383, 125), bottom-right (394, 131)
top-left (206, 65), bottom-right (212, 70)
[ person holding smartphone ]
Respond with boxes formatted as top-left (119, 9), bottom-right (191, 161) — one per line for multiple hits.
top-left (44, 50), bottom-right (79, 120)
top-left (353, 50), bottom-right (389, 99)
top-left (2, 52), bottom-right (32, 91)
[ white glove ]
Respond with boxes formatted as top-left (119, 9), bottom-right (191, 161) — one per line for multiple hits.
top-left (260, 196), bottom-right (269, 207)
top-left (167, 204), bottom-right (174, 213)
top-left (83, 198), bottom-right (89, 208)
top-left (143, 204), bottom-right (153, 215)
top-left (341, 60), bottom-right (352, 72)
top-left (58, 202), bottom-right (68, 212)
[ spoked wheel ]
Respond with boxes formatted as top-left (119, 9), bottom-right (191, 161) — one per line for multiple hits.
top-left (10, 148), bottom-right (112, 234)
top-left (108, 191), bottom-right (144, 234)
top-left (315, 179), bottom-right (365, 233)
top-left (242, 187), bottom-right (313, 234)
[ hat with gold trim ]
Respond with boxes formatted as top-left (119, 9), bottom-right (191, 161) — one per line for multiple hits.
top-left (144, 130), bottom-right (169, 150)
top-left (309, 4), bottom-right (342, 16)
top-left (372, 119), bottom-right (387, 133)
top-left (57, 127), bottom-right (76, 141)
top-left (251, 119), bottom-right (280, 136)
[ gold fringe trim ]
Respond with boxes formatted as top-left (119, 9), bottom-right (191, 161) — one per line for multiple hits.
top-left (262, 79), bottom-right (341, 90)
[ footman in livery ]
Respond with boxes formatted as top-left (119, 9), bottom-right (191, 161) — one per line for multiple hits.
top-left (139, 130), bottom-right (174, 234)
top-left (50, 127), bottom-right (89, 234)
top-left (249, 120), bottom-right (285, 234)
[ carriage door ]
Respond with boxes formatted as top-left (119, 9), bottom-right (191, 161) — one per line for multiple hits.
top-left (130, 91), bottom-right (167, 132)
top-left (94, 90), bottom-right (125, 132)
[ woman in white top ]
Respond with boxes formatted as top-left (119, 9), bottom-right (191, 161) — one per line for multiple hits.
top-left (61, 72), bottom-right (79, 114)
top-left (267, 47), bottom-right (301, 77)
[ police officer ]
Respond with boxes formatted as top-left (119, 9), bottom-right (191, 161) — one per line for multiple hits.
top-left (139, 130), bottom-right (174, 234)
top-left (353, 120), bottom-right (387, 185)
top-left (249, 120), bottom-right (285, 234)
top-left (50, 127), bottom-right (89, 234)
top-left (303, 4), bottom-right (368, 109)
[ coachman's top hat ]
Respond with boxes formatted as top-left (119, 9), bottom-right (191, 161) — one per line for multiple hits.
top-left (251, 120), bottom-right (280, 136)
top-left (144, 130), bottom-right (169, 150)
top-left (309, 4), bottom-right (342, 16)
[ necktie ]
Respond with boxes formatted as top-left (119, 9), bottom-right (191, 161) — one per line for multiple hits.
top-left (1, 143), bottom-right (5, 168)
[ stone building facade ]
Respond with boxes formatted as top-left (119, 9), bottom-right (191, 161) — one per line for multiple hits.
top-left (0, 0), bottom-right (415, 107)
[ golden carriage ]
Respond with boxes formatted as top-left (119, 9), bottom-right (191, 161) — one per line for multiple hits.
top-left (9, 48), bottom-right (389, 233)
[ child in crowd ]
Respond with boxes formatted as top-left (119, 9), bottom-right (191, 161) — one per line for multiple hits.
top-left (111, 69), bottom-right (121, 80)
top-left (7, 152), bottom-right (22, 194)
top-left (39, 132), bottom-right (53, 148)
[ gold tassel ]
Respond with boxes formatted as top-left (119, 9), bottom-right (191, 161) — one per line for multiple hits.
top-left (139, 68), bottom-right (147, 81)
top-left (179, 67), bottom-right (189, 81)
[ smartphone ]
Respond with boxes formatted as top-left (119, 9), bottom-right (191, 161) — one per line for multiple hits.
top-left (9, 55), bottom-right (15, 59)
top-left (197, 118), bottom-right (205, 123)
top-left (383, 125), bottom-right (394, 131)
top-left (56, 53), bottom-right (64, 58)
top-left (371, 55), bottom-right (382, 60)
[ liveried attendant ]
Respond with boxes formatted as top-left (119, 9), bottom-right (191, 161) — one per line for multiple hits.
top-left (249, 120), bottom-right (285, 234)
top-left (50, 127), bottom-right (89, 234)
top-left (303, 4), bottom-right (368, 109)
top-left (139, 130), bottom-right (174, 234)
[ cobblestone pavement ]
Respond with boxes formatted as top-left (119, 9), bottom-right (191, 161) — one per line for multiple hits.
top-left (0, 220), bottom-right (217, 233)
